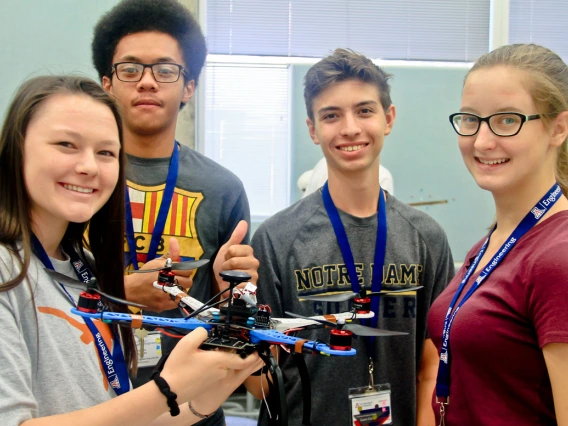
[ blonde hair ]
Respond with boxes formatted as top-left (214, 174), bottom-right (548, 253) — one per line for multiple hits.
top-left (467, 44), bottom-right (568, 195)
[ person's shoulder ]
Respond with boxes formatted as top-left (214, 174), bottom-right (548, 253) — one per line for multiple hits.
top-left (0, 244), bottom-right (21, 279)
top-left (0, 243), bottom-right (37, 299)
top-left (0, 243), bottom-right (15, 260)
top-left (528, 211), bottom-right (568, 261)
top-left (387, 195), bottom-right (450, 248)
top-left (178, 145), bottom-right (245, 187)
top-left (179, 145), bottom-right (236, 176)
top-left (255, 192), bottom-right (323, 239)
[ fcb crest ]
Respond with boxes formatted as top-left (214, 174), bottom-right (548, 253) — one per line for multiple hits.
top-left (125, 182), bottom-right (205, 266)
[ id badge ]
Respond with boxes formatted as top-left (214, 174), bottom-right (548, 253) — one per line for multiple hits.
top-left (135, 331), bottom-right (162, 368)
top-left (348, 384), bottom-right (392, 426)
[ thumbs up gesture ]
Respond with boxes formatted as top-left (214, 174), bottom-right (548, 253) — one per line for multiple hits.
top-left (213, 220), bottom-right (260, 292)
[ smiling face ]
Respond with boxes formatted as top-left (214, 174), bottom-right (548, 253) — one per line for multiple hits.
top-left (102, 31), bottom-right (194, 138)
top-left (24, 93), bottom-right (121, 232)
top-left (458, 66), bottom-right (563, 197)
top-left (306, 79), bottom-right (395, 177)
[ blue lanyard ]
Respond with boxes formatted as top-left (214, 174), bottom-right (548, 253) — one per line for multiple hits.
top-left (32, 235), bottom-right (131, 396)
top-left (125, 142), bottom-right (179, 269)
top-left (436, 182), bottom-right (562, 401)
top-left (322, 181), bottom-right (387, 357)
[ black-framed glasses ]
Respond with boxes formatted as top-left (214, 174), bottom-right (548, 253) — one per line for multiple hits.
top-left (449, 112), bottom-right (546, 137)
top-left (112, 62), bottom-right (188, 83)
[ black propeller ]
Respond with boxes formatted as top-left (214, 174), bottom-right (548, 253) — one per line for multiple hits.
top-left (284, 311), bottom-right (407, 337)
top-left (300, 286), bottom-right (424, 303)
top-left (44, 269), bottom-right (147, 309)
top-left (126, 258), bottom-right (210, 273)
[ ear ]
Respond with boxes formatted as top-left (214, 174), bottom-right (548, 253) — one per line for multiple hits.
top-left (182, 80), bottom-right (195, 104)
top-left (550, 111), bottom-right (568, 148)
top-left (102, 76), bottom-right (113, 95)
top-left (306, 117), bottom-right (320, 145)
top-left (383, 104), bottom-right (396, 136)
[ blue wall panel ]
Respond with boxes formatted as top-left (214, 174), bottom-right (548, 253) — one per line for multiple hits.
top-left (0, 0), bottom-right (120, 118)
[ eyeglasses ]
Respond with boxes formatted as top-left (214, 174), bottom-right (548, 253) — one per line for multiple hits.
top-left (112, 62), bottom-right (188, 83)
top-left (449, 112), bottom-right (545, 137)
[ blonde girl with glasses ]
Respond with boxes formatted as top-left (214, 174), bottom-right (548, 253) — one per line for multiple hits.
top-left (427, 44), bottom-right (568, 426)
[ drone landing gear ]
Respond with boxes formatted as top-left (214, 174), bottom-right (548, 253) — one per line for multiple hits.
top-left (292, 352), bottom-right (312, 426)
top-left (258, 346), bottom-right (288, 426)
top-left (256, 347), bottom-right (313, 426)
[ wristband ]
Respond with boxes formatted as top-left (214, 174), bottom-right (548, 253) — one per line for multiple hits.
top-left (188, 401), bottom-right (216, 419)
top-left (151, 371), bottom-right (180, 416)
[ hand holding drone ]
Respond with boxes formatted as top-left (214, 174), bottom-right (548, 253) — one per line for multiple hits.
top-left (157, 326), bottom-right (264, 417)
top-left (43, 267), bottom-right (263, 422)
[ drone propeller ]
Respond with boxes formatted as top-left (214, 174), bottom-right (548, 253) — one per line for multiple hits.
top-left (284, 311), bottom-right (407, 337)
top-left (44, 269), bottom-right (146, 309)
top-left (300, 286), bottom-right (424, 303)
top-left (126, 258), bottom-right (210, 273)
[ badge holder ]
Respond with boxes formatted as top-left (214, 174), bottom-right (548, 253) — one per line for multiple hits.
top-left (436, 396), bottom-right (449, 426)
top-left (348, 359), bottom-right (392, 425)
top-left (135, 329), bottom-right (163, 368)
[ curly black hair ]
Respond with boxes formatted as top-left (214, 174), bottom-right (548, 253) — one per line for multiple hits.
top-left (92, 0), bottom-right (206, 85)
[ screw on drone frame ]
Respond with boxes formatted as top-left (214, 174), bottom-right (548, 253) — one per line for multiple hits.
top-left (218, 270), bottom-right (252, 342)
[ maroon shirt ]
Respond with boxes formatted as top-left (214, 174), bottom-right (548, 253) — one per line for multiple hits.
top-left (428, 211), bottom-right (568, 426)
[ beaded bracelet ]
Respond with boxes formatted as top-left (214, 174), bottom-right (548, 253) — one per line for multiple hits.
top-left (151, 371), bottom-right (180, 417)
top-left (188, 401), bottom-right (216, 419)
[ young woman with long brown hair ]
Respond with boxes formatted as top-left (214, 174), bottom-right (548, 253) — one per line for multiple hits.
top-left (0, 75), bottom-right (262, 426)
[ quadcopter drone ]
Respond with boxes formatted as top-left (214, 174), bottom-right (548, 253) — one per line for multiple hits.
top-left (45, 258), bottom-right (411, 426)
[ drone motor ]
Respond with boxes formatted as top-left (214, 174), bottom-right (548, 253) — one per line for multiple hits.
top-left (352, 296), bottom-right (371, 314)
top-left (157, 269), bottom-right (176, 286)
top-left (329, 329), bottom-right (353, 350)
top-left (77, 291), bottom-right (101, 313)
top-left (328, 319), bottom-right (353, 350)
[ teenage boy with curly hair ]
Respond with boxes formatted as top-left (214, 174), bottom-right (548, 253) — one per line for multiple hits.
top-left (92, 2), bottom-right (259, 424)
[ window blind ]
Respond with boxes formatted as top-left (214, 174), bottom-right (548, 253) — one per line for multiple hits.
top-left (509, 0), bottom-right (568, 61)
top-left (203, 64), bottom-right (290, 218)
top-left (206, 0), bottom-right (490, 62)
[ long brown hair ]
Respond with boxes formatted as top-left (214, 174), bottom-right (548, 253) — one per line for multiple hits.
top-left (0, 75), bottom-right (136, 372)
top-left (467, 44), bottom-right (568, 196)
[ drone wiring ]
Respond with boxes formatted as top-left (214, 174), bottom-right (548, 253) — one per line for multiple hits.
top-left (261, 372), bottom-right (273, 419)
top-left (185, 296), bottom-right (230, 319)
top-left (283, 328), bottom-right (303, 335)
top-left (279, 328), bottom-right (303, 353)
top-left (183, 285), bottom-right (233, 319)
top-left (259, 346), bottom-right (280, 422)
top-left (157, 327), bottom-right (186, 339)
